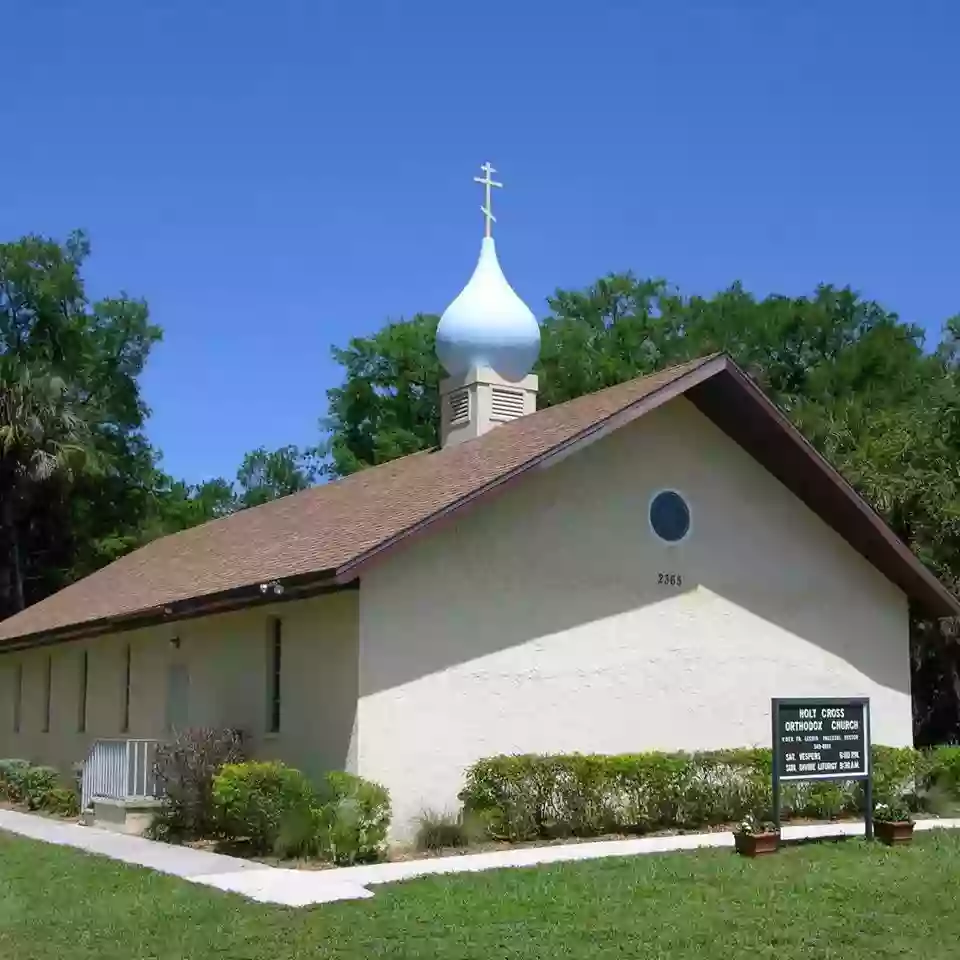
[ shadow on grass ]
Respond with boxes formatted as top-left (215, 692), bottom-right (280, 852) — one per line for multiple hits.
top-left (778, 834), bottom-right (857, 850)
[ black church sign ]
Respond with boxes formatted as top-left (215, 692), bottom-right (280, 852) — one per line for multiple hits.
top-left (771, 698), bottom-right (873, 839)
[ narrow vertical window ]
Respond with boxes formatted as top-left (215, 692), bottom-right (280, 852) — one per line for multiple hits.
top-left (267, 618), bottom-right (282, 733)
top-left (78, 650), bottom-right (88, 733)
top-left (42, 655), bottom-right (52, 733)
top-left (165, 664), bottom-right (189, 733)
top-left (12, 663), bottom-right (22, 733)
top-left (121, 643), bottom-right (131, 733)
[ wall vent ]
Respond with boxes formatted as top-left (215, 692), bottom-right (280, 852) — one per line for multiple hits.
top-left (490, 386), bottom-right (525, 421)
top-left (448, 389), bottom-right (470, 426)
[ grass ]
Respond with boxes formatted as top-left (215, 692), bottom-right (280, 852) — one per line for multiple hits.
top-left (4, 830), bottom-right (960, 959)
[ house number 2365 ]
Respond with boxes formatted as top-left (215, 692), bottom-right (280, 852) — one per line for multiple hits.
top-left (658, 572), bottom-right (682, 586)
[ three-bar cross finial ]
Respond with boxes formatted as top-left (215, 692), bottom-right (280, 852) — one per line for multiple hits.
top-left (474, 162), bottom-right (503, 238)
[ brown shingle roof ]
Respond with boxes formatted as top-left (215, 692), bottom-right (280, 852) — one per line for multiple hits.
top-left (1, 354), bottom-right (956, 644)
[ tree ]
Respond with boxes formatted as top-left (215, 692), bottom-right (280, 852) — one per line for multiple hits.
top-left (236, 445), bottom-right (321, 508)
top-left (0, 363), bottom-right (94, 610)
top-left (321, 314), bottom-right (442, 477)
top-left (0, 231), bottom-right (161, 616)
top-left (126, 445), bottom-right (321, 542)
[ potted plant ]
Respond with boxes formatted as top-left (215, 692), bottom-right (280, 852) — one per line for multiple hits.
top-left (873, 801), bottom-right (915, 846)
top-left (734, 814), bottom-right (779, 857)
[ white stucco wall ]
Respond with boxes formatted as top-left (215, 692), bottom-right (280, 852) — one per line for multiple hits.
top-left (358, 397), bottom-right (912, 837)
top-left (0, 591), bottom-right (359, 782)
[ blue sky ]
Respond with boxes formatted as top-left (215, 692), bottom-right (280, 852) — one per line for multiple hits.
top-left (4, 1), bottom-right (958, 483)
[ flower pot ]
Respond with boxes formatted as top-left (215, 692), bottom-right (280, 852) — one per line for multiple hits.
top-left (875, 821), bottom-right (914, 846)
top-left (734, 831), bottom-right (779, 857)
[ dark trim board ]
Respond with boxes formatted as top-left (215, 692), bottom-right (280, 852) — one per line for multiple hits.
top-left (0, 576), bottom-right (355, 653)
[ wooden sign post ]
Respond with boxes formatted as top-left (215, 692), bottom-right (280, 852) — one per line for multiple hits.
top-left (771, 697), bottom-right (873, 840)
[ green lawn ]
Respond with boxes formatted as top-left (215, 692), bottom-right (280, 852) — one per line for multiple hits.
top-left (3, 830), bottom-right (960, 959)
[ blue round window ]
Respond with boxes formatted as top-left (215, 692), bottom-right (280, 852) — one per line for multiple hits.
top-left (649, 490), bottom-right (691, 543)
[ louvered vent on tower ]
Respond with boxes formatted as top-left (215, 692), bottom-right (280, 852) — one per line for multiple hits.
top-left (438, 367), bottom-right (538, 446)
top-left (448, 389), bottom-right (470, 426)
top-left (490, 386), bottom-right (525, 421)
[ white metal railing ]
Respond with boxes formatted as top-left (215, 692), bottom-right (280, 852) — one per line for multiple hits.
top-left (81, 739), bottom-right (161, 812)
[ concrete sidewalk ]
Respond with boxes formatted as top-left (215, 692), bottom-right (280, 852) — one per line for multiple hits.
top-left (0, 808), bottom-right (257, 877)
top-left (0, 808), bottom-right (373, 906)
top-left (3, 808), bottom-right (959, 908)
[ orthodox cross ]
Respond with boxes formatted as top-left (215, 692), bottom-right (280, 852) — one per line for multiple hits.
top-left (474, 161), bottom-right (503, 238)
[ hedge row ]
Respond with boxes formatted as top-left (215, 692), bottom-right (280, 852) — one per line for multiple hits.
top-left (0, 759), bottom-right (79, 817)
top-left (459, 747), bottom-right (960, 841)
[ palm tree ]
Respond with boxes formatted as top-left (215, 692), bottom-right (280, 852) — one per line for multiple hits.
top-left (0, 360), bottom-right (94, 613)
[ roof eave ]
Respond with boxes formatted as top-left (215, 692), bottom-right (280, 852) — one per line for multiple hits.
top-left (0, 568), bottom-right (348, 651)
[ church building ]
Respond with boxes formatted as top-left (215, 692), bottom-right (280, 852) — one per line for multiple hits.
top-left (1, 165), bottom-right (957, 837)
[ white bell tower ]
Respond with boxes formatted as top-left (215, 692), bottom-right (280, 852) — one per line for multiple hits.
top-left (435, 163), bottom-right (540, 446)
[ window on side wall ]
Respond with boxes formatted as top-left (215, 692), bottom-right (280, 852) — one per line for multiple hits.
top-left (121, 643), bottom-right (131, 733)
top-left (42, 655), bottom-right (52, 733)
top-left (78, 650), bottom-right (88, 734)
top-left (649, 489), bottom-right (692, 544)
top-left (267, 618), bottom-right (282, 734)
top-left (12, 663), bottom-right (23, 733)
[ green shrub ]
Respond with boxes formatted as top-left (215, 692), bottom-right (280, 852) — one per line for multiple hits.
top-left (459, 755), bottom-right (548, 840)
top-left (314, 771), bottom-right (391, 865)
top-left (42, 787), bottom-right (80, 818)
top-left (20, 766), bottom-right (60, 811)
top-left (151, 728), bottom-right (245, 840)
top-left (415, 809), bottom-right (475, 852)
top-left (0, 760), bottom-right (77, 817)
top-left (924, 746), bottom-right (960, 794)
top-left (212, 761), bottom-right (317, 855)
top-left (677, 750), bottom-right (771, 828)
top-left (0, 760), bottom-right (32, 803)
top-left (273, 802), bottom-right (326, 860)
top-left (460, 746), bottom-right (960, 842)
top-left (871, 747), bottom-right (924, 805)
